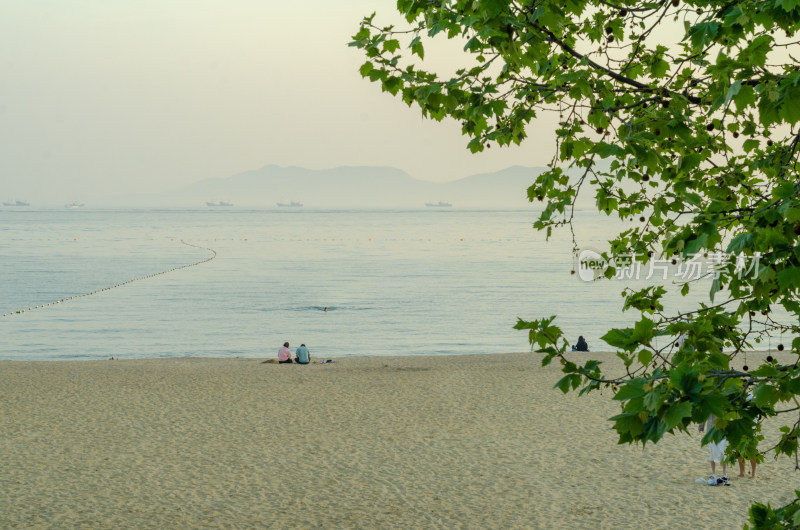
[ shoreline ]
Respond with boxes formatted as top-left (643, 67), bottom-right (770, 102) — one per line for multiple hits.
top-left (0, 347), bottom-right (788, 364)
top-left (2, 352), bottom-right (797, 527)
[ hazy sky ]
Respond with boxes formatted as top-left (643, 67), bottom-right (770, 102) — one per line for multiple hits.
top-left (1, 1), bottom-right (555, 201)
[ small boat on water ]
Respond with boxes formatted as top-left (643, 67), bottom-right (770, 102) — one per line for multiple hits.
top-left (3, 200), bottom-right (29, 207)
top-left (425, 201), bottom-right (452, 207)
top-left (65, 202), bottom-right (85, 209)
top-left (277, 201), bottom-right (303, 207)
top-left (206, 201), bottom-right (233, 207)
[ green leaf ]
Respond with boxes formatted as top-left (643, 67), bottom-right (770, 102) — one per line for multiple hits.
top-left (725, 80), bottom-right (742, 104)
top-left (651, 58), bottom-right (669, 78)
top-left (742, 138), bottom-right (760, 152)
top-left (359, 62), bottom-right (374, 77)
top-left (663, 401), bottom-right (693, 430)
top-left (602, 328), bottom-right (633, 349)
top-left (752, 383), bottom-right (779, 408)
top-left (727, 232), bottom-right (754, 254)
top-left (777, 267), bottom-right (800, 291)
top-left (482, 0), bottom-right (508, 17)
top-left (781, 84), bottom-right (800, 124)
top-left (776, 0), bottom-right (800, 13)
top-left (739, 35), bottom-right (772, 67)
top-left (610, 412), bottom-right (644, 438)
top-left (638, 349), bottom-right (653, 366)
top-left (688, 22), bottom-right (720, 49)
top-left (775, 181), bottom-right (796, 199)
top-left (383, 39), bottom-right (401, 53)
top-left (613, 380), bottom-right (646, 401)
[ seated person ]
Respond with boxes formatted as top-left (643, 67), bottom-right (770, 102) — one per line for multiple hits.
top-left (295, 344), bottom-right (311, 365)
top-left (278, 342), bottom-right (293, 364)
top-left (575, 336), bottom-right (589, 352)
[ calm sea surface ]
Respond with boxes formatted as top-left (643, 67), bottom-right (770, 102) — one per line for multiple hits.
top-left (0, 208), bottom-right (763, 361)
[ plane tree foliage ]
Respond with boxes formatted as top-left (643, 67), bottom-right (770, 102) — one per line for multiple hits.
top-left (351, 0), bottom-right (800, 526)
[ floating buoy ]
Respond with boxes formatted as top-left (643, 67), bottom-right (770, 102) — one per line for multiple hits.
top-left (5, 240), bottom-right (217, 319)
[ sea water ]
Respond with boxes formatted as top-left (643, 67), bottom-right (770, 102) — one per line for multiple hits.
top-left (0, 208), bottom-right (770, 360)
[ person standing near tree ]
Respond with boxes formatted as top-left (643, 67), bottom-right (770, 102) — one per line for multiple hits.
top-left (729, 392), bottom-right (764, 479)
top-left (699, 415), bottom-right (729, 484)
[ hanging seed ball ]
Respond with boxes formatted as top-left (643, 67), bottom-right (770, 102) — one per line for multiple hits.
top-left (643, 174), bottom-right (650, 181)
top-left (733, 132), bottom-right (739, 138)
top-left (608, 35), bottom-right (615, 43)
top-left (706, 123), bottom-right (714, 131)
top-left (537, 195), bottom-right (544, 201)
top-left (793, 224), bottom-right (800, 235)
top-left (596, 127), bottom-right (604, 134)
top-left (778, 343), bottom-right (785, 351)
top-left (571, 270), bottom-right (576, 275)
top-left (671, 258), bottom-right (677, 265)
top-left (654, 128), bottom-right (661, 136)
top-left (639, 216), bottom-right (645, 222)
top-left (606, 26), bottom-right (613, 34)
top-left (619, 9), bottom-right (628, 16)
top-left (743, 365), bottom-right (749, 371)
top-left (767, 355), bottom-right (774, 362)
top-left (647, 250), bottom-right (654, 257)
top-left (749, 311), bottom-right (756, 317)
top-left (767, 140), bottom-right (774, 146)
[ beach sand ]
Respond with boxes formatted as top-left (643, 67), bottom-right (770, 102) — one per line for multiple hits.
top-left (1, 352), bottom-right (797, 528)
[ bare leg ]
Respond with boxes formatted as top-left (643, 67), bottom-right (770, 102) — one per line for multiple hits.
top-left (750, 460), bottom-right (757, 479)
top-left (738, 458), bottom-right (746, 478)
top-left (710, 461), bottom-right (716, 476)
top-left (721, 461), bottom-right (727, 477)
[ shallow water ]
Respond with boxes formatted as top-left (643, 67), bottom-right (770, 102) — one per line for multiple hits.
top-left (0, 208), bottom-right (775, 360)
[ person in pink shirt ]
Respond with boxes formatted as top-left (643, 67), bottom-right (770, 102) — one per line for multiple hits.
top-left (278, 342), bottom-right (292, 364)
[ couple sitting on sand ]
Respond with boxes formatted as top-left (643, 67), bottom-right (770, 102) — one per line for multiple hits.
top-left (278, 342), bottom-right (310, 364)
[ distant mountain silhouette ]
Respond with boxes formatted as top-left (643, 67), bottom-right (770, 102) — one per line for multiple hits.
top-left (121, 164), bottom-right (548, 207)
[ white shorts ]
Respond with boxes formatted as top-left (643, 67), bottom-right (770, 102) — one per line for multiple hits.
top-left (708, 439), bottom-right (729, 463)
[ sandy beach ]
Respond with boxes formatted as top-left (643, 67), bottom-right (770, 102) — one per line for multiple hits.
top-left (2, 351), bottom-right (798, 528)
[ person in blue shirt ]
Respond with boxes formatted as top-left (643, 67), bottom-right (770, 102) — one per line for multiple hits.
top-left (294, 344), bottom-right (311, 364)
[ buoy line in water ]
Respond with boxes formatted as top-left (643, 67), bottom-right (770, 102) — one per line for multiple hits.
top-left (2, 240), bottom-right (217, 319)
